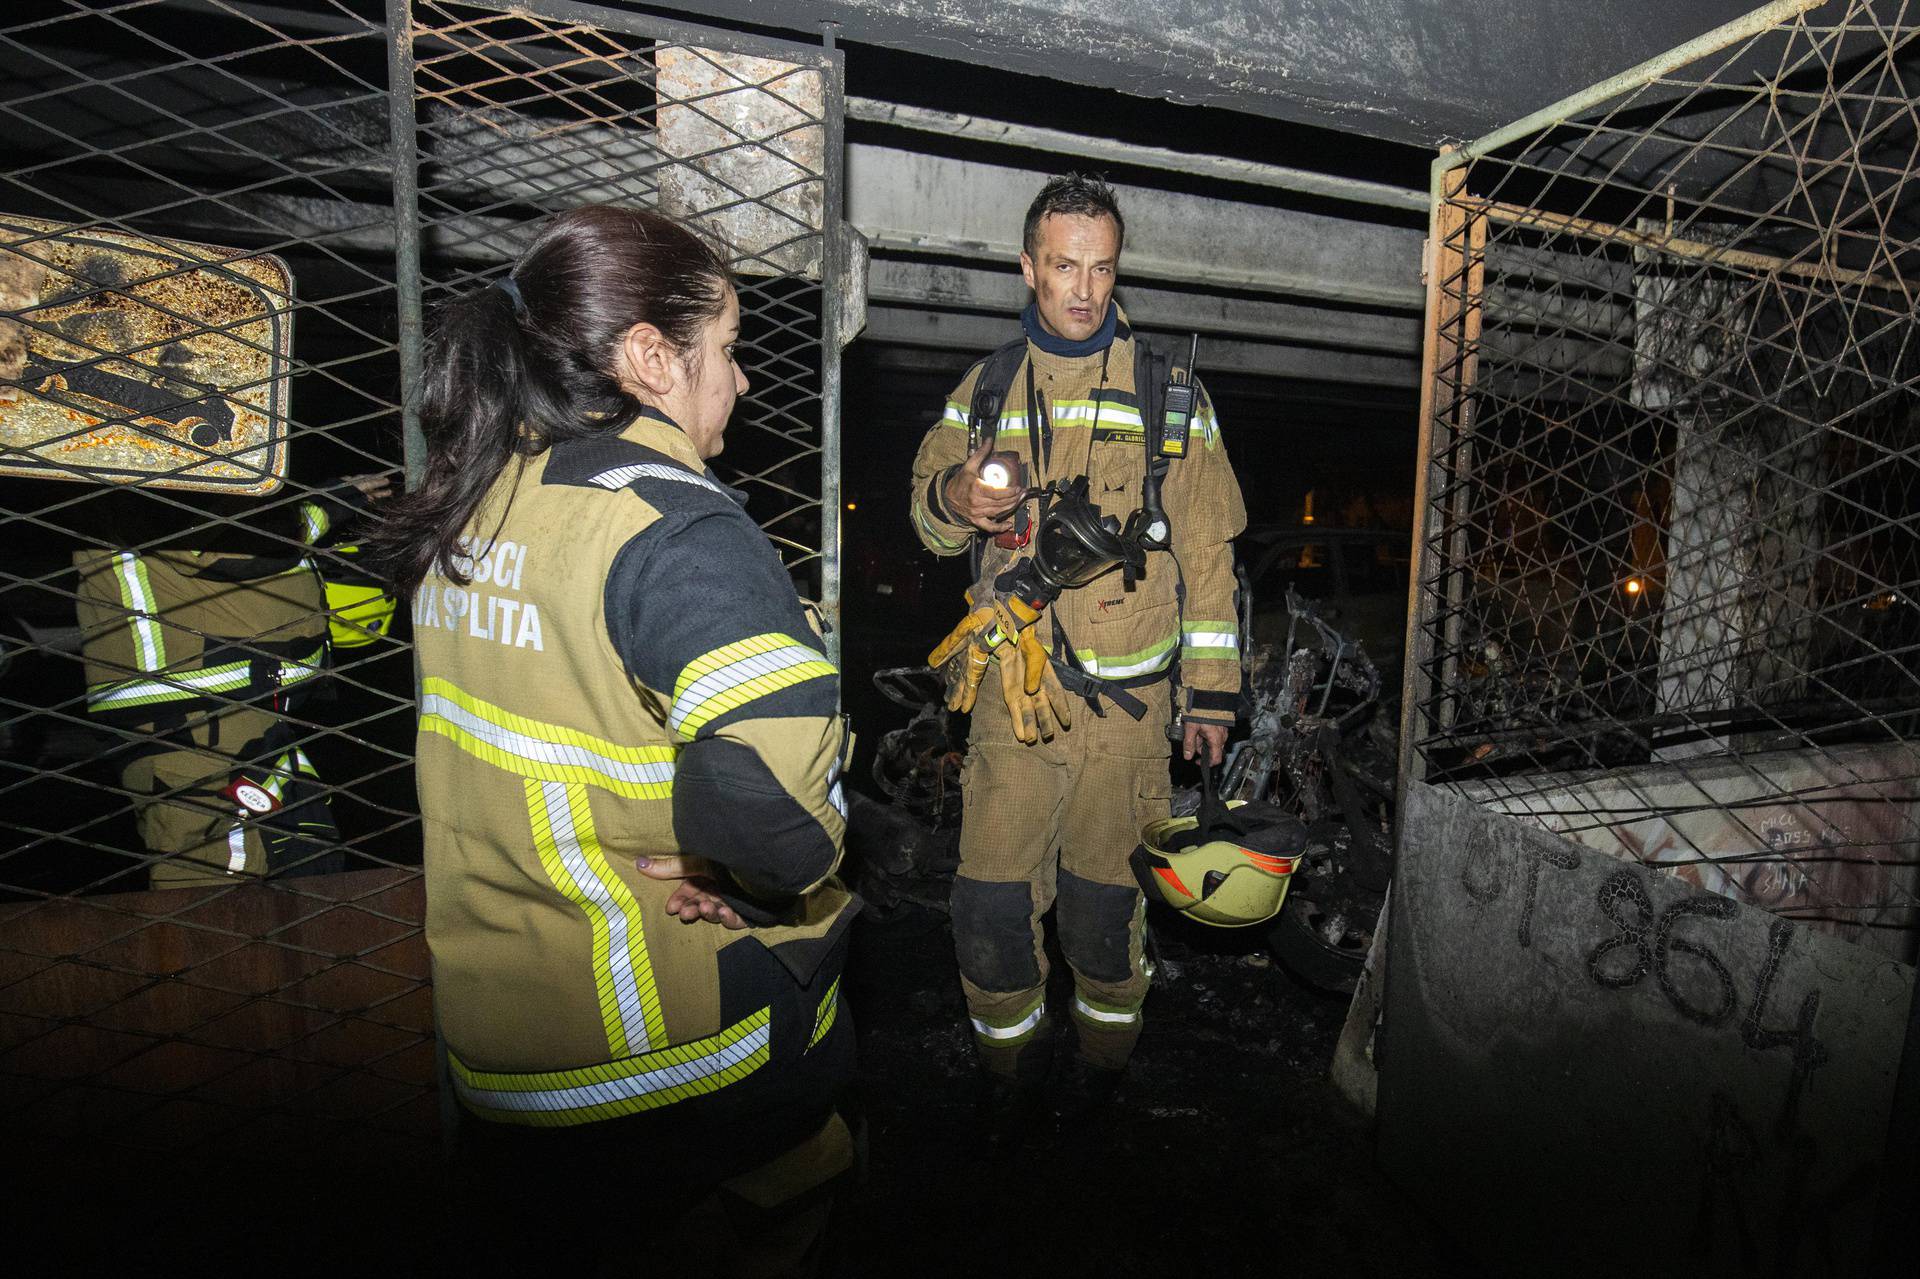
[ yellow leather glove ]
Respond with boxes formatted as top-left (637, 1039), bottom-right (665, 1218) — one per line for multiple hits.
top-left (995, 619), bottom-right (1072, 744)
top-left (928, 599), bottom-right (997, 714)
top-left (927, 590), bottom-right (1047, 717)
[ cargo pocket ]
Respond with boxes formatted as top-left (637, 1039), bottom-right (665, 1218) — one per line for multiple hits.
top-left (1084, 597), bottom-right (1179, 684)
top-left (1132, 765), bottom-right (1174, 832)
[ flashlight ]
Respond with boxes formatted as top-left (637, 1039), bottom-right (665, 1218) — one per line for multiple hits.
top-left (978, 451), bottom-right (1031, 549)
top-left (979, 451), bottom-right (1025, 491)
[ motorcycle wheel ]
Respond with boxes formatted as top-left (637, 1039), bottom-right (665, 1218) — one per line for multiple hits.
top-left (1265, 892), bottom-right (1372, 997)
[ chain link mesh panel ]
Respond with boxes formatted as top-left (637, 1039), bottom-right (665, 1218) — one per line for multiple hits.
top-left (0, 0), bottom-right (841, 1163)
top-left (406, 0), bottom-right (839, 587)
top-left (1410, 0), bottom-right (1920, 958)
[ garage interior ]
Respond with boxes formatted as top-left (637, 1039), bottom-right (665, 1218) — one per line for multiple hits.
top-left (1, 1), bottom-right (1916, 1274)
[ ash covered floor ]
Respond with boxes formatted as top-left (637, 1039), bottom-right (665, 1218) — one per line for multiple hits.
top-left (833, 896), bottom-right (1468, 1277)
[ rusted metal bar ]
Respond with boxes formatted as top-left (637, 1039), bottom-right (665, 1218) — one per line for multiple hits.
top-left (1466, 196), bottom-right (1906, 293)
top-left (1397, 148), bottom-right (1461, 798)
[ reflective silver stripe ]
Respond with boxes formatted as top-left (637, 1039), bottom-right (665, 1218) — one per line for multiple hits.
top-left (1072, 995), bottom-right (1141, 1026)
top-left (89, 661), bottom-right (250, 708)
top-left (669, 643), bottom-right (829, 736)
top-left (1082, 647), bottom-right (1176, 680)
top-left (226, 825), bottom-right (247, 873)
top-left (454, 1019), bottom-right (770, 1115)
top-left (1182, 631), bottom-right (1238, 650)
top-left (535, 781), bottom-right (656, 1053)
top-left (280, 657), bottom-right (321, 686)
top-left (826, 758), bottom-right (847, 820)
top-left (419, 692), bottom-right (674, 787)
top-left (89, 648), bottom-right (325, 710)
top-left (970, 1000), bottom-right (1045, 1041)
top-left (112, 552), bottom-right (165, 672)
top-left (592, 464), bottom-right (725, 495)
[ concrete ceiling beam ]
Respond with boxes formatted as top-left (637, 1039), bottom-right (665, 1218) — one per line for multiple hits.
top-left (865, 256), bottom-right (1424, 357)
top-left (847, 143), bottom-right (1427, 312)
top-left (861, 304), bottom-right (1422, 387)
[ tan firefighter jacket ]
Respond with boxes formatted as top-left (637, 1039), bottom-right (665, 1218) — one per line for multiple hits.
top-left (909, 305), bottom-right (1248, 726)
top-left (414, 406), bottom-right (855, 1129)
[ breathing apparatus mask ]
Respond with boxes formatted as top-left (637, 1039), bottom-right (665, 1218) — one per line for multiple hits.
top-left (992, 474), bottom-right (1149, 612)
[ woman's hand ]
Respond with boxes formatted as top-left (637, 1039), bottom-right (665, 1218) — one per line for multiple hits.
top-left (635, 854), bottom-right (747, 930)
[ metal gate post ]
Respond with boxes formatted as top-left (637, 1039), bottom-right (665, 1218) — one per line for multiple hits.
top-left (818, 22), bottom-right (846, 674)
top-left (386, 0), bottom-right (426, 484)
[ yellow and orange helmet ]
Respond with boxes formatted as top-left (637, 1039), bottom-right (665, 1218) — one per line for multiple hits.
top-left (1137, 800), bottom-right (1308, 928)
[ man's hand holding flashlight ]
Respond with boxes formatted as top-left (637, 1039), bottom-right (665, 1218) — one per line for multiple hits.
top-left (942, 437), bottom-right (1024, 533)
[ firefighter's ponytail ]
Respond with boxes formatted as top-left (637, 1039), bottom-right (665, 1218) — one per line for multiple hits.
top-left (369, 204), bottom-right (732, 595)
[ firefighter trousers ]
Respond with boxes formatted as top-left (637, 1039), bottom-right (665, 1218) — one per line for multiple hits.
top-left (953, 664), bottom-right (1172, 1076)
top-left (122, 708), bottom-right (343, 889)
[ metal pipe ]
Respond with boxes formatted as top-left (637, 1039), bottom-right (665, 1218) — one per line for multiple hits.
top-left (384, 0), bottom-right (425, 486)
top-left (1446, 0), bottom-right (1829, 172)
top-left (846, 96), bottom-right (1427, 215)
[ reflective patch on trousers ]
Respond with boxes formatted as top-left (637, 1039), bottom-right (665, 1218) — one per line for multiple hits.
top-left (949, 875), bottom-right (1042, 992)
top-left (1057, 869), bottom-right (1140, 984)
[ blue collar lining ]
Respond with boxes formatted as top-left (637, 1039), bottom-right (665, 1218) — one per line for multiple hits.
top-left (1022, 301), bottom-right (1117, 358)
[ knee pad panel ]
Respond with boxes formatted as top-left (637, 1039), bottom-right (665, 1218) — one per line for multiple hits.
top-left (949, 876), bottom-right (1041, 992)
top-left (1056, 869), bottom-right (1140, 984)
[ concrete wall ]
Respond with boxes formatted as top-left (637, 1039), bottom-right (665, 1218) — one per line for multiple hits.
top-left (1379, 782), bottom-right (1911, 1275)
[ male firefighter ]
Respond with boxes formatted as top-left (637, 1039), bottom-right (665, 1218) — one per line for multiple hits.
top-left (909, 174), bottom-right (1247, 1116)
top-left (73, 473), bottom-right (390, 888)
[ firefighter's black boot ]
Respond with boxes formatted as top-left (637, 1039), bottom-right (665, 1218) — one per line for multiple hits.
top-left (969, 1035), bottom-right (1054, 1163)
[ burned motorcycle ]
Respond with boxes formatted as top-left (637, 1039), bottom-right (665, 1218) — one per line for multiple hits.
top-left (1211, 589), bottom-right (1396, 995)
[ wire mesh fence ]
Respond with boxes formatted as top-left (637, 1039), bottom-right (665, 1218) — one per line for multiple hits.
top-left (1408, 0), bottom-right (1920, 959)
top-left (0, 0), bottom-right (840, 1162)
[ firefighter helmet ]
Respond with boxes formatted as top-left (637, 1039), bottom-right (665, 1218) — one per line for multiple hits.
top-left (1135, 798), bottom-right (1309, 928)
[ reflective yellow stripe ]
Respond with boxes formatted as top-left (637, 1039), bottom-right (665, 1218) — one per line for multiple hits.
top-left (297, 501), bottom-right (329, 545)
top-left (418, 676), bottom-right (675, 798)
top-left (111, 551), bottom-right (167, 672)
top-left (940, 399), bottom-right (1148, 433)
top-left (1181, 621), bottom-right (1239, 662)
top-left (1072, 632), bottom-right (1178, 680)
top-left (448, 1007), bottom-right (772, 1128)
top-left (87, 646), bottom-right (325, 711)
top-left (670, 633), bottom-right (836, 739)
top-left (1072, 993), bottom-right (1143, 1025)
top-left (525, 779), bottom-right (667, 1058)
top-left (912, 501), bottom-right (967, 552)
top-left (807, 975), bottom-right (842, 1050)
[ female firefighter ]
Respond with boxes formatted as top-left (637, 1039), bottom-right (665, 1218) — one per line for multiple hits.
top-left (369, 205), bottom-right (855, 1276)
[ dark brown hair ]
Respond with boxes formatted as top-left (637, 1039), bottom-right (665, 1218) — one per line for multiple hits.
top-left (1022, 173), bottom-right (1125, 258)
top-left (367, 205), bottom-right (732, 594)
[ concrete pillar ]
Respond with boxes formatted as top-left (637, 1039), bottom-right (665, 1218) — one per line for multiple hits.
top-left (1632, 229), bottom-right (1820, 738)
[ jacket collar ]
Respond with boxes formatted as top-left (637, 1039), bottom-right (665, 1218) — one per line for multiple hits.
top-left (620, 406), bottom-right (749, 507)
top-left (1021, 298), bottom-right (1119, 357)
top-left (1024, 303), bottom-right (1135, 379)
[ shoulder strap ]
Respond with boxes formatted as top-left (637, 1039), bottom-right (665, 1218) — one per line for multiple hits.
top-left (1134, 339), bottom-right (1169, 464)
top-left (967, 336), bottom-right (1028, 451)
